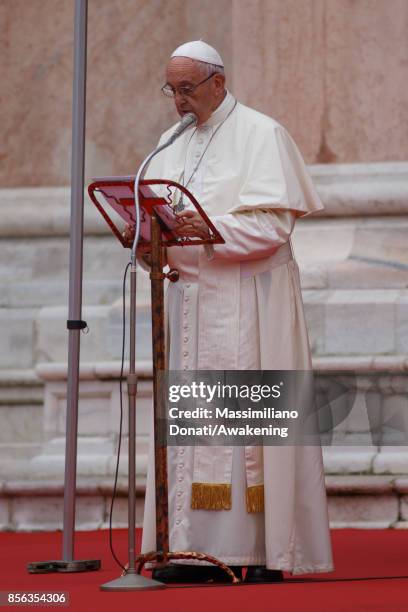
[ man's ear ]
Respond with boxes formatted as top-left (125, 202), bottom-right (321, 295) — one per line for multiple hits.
top-left (213, 73), bottom-right (226, 93)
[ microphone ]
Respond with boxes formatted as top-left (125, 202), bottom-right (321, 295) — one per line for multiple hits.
top-left (131, 112), bottom-right (196, 263)
top-left (167, 112), bottom-right (197, 144)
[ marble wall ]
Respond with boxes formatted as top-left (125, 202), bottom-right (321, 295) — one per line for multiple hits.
top-left (1, 0), bottom-right (407, 188)
top-left (232, 0), bottom-right (408, 163)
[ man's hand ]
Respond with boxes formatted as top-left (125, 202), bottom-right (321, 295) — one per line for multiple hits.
top-left (122, 223), bottom-right (150, 256)
top-left (174, 210), bottom-right (210, 240)
top-left (122, 223), bottom-right (136, 247)
top-left (122, 224), bottom-right (168, 266)
top-left (122, 223), bottom-right (150, 253)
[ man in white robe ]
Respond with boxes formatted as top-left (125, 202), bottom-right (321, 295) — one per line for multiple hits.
top-left (139, 41), bottom-right (334, 583)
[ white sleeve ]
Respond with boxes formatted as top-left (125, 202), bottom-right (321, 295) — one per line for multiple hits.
top-left (205, 208), bottom-right (296, 262)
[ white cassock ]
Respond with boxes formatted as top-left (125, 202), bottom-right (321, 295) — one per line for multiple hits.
top-left (140, 91), bottom-right (334, 574)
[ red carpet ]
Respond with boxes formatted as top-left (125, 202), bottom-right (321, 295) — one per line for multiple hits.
top-left (1, 529), bottom-right (408, 611)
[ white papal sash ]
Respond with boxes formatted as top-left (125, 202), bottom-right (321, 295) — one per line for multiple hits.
top-left (191, 242), bottom-right (293, 512)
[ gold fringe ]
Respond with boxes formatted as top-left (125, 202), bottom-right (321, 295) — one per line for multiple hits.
top-left (246, 484), bottom-right (264, 513)
top-left (191, 483), bottom-right (232, 510)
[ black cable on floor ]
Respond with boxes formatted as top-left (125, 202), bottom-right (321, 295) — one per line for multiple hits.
top-left (108, 260), bottom-right (131, 572)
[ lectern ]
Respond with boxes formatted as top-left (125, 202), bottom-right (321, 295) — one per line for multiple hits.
top-left (88, 177), bottom-right (240, 589)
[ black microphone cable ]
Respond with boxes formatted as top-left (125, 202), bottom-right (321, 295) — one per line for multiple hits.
top-left (108, 260), bottom-right (131, 572)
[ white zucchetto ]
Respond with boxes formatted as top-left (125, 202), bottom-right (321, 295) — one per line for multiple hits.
top-left (170, 40), bottom-right (224, 67)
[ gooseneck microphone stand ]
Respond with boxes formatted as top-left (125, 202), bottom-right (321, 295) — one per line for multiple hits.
top-left (101, 113), bottom-right (196, 591)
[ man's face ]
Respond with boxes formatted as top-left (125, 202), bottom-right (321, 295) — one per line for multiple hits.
top-left (165, 57), bottom-right (225, 126)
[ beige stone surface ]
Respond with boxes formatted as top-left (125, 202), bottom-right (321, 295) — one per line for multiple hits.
top-left (10, 495), bottom-right (104, 530)
top-left (232, 0), bottom-right (326, 162)
top-left (0, 499), bottom-right (10, 530)
top-left (232, 0), bottom-right (408, 164)
top-left (327, 494), bottom-right (398, 524)
top-left (1, 1), bottom-right (407, 187)
top-left (0, 0), bottom-right (232, 187)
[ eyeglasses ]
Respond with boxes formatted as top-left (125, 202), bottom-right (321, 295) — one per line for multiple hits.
top-left (161, 73), bottom-right (216, 98)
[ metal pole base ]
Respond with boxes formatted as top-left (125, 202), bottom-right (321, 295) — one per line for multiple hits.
top-left (27, 559), bottom-right (101, 574)
top-left (100, 570), bottom-right (166, 591)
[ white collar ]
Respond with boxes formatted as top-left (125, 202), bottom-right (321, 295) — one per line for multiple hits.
top-left (199, 90), bottom-right (236, 129)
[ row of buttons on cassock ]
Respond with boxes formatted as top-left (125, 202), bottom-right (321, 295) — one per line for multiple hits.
top-left (174, 126), bottom-right (209, 524)
top-left (175, 447), bottom-right (186, 524)
top-left (176, 282), bottom-right (191, 523)
top-left (182, 284), bottom-right (192, 370)
top-left (186, 127), bottom-right (211, 190)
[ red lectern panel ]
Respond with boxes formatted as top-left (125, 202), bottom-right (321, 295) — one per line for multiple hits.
top-left (88, 177), bottom-right (224, 249)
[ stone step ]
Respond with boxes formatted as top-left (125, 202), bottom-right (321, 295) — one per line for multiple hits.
top-left (0, 235), bottom-right (151, 305)
top-left (0, 478), bottom-right (145, 531)
top-left (1, 475), bottom-right (407, 531)
top-left (303, 289), bottom-right (408, 356)
top-left (2, 287), bottom-right (406, 371)
top-left (0, 300), bottom-right (153, 369)
top-left (292, 214), bottom-right (408, 290)
top-left (326, 475), bottom-right (408, 529)
top-left (0, 280), bottom-right (125, 309)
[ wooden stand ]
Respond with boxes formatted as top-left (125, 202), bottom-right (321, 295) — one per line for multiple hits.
top-left (150, 214), bottom-right (170, 554)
